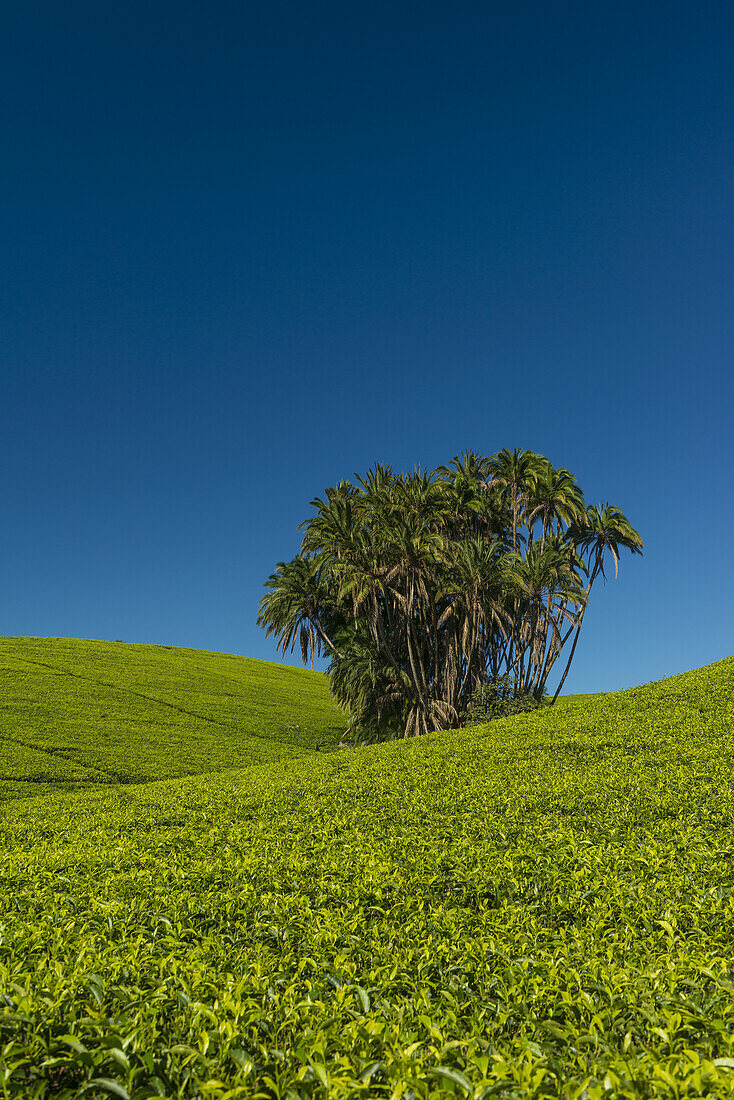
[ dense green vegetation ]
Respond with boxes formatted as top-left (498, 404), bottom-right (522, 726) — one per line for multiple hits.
top-left (2, 639), bottom-right (734, 1098)
top-left (0, 637), bottom-right (345, 802)
top-left (258, 449), bottom-right (642, 740)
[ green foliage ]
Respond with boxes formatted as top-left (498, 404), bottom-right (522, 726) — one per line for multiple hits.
top-left (460, 675), bottom-right (545, 724)
top-left (0, 637), bottom-right (345, 802)
top-left (258, 449), bottom-right (643, 740)
top-left (1, 642), bottom-right (734, 1097)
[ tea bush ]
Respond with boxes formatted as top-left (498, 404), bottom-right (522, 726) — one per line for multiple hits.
top-left (1, 644), bottom-right (734, 1098)
top-left (0, 637), bottom-right (345, 802)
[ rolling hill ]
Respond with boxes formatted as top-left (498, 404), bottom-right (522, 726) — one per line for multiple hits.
top-left (1, 639), bottom-right (733, 1098)
top-left (0, 636), bottom-right (345, 802)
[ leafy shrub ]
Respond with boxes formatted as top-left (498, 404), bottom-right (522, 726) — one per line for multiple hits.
top-left (459, 673), bottom-right (547, 724)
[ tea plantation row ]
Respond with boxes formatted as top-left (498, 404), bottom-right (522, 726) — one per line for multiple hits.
top-left (1, 645), bottom-right (734, 1097)
top-left (0, 637), bottom-right (344, 802)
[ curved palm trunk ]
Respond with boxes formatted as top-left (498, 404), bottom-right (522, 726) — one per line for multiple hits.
top-left (550, 557), bottom-right (600, 704)
top-left (314, 619), bottom-right (340, 659)
top-left (534, 598), bottom-right (575, 699)
top-left (550, 620), bottom-right (583, 703)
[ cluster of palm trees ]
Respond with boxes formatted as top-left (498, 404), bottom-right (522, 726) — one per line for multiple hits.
top-left (258, 449), bottom-right (643, 740)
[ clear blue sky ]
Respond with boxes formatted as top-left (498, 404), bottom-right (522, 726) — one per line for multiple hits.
top-left (2, 1), bottom-right (732, 693)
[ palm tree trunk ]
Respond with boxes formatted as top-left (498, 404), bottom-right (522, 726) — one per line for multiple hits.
top-left (405, 582), bottom-right (430, 722)
top-left (550, 620), bottom-right (583, 703)
top-left (535, 598), bottom-right (570, 697)
top-left (550, 557), bottom-right (600, 703)
top-left (314, 618), bottom-right (341, 658)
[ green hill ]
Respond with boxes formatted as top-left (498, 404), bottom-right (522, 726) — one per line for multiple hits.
top-left (1, 642), bottom-right (734, 1098)
top-left (0, 637), bottom-right (345, 802)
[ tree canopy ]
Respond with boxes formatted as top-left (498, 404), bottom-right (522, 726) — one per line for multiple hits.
top-left (258, 449), bottom-right (643, 740)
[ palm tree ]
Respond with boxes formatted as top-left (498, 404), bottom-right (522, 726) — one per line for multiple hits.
top-left (445, 535), bottom-right (508, 707)
top-left (526, 463), bottom-right (586, 551)
top-left (486, 448), bottom-right (541, 552)
top-left (328, 627), bottom-right (408, 741)
top-left (550, 504), bottom-right (644, 702)
top-left (259, 454), bottom-right (642, 739)
top-left (300, 480), bottom-right (361, 561)
top-left (257, 555), bottom-right (339, 668)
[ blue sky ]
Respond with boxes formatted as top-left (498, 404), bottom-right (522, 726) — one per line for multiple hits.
top-left (2, 1), bottom-right (732, 692)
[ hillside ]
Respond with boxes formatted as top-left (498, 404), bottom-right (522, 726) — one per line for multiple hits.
top-left (0, 637), bottom-right (345, 801)
top-left (1, 646), bottom-right (734, 1098)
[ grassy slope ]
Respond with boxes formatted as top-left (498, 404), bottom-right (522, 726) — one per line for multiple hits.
top-left (1, 645), bottom-right (734, 1097)
top-left (0, 637), bottom-right (345, 801)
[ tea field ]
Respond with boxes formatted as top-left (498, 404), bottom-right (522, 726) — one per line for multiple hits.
top-left (0, 637), bottom-right (345, 802)
top-left (2, 641), bottom-right (734, 1098)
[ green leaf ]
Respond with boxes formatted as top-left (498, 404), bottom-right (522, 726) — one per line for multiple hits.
top-left (80, 1079), bottom-right (131, 1100)
top-left (432, 1066), bottom-right (473, 1093)
top-left (57, 1035), bottom-right (88, 1054)
top-left (360, 1061), bottom-right (382, 1083)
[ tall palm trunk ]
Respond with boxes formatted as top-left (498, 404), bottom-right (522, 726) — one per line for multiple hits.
top-left (550, 557), bottom-right (600, 704)
top-left (405, 581), bottom-right (431, 728)
top-left (550, 621), bottom-right (584, 703)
